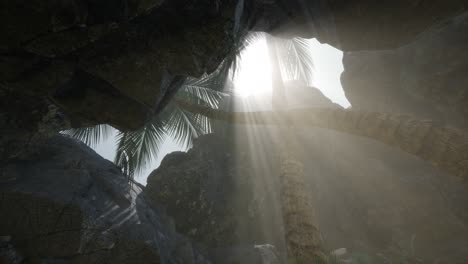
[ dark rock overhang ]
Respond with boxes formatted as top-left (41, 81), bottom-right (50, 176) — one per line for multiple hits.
top-left (1, 0), bottom-right (466, 132)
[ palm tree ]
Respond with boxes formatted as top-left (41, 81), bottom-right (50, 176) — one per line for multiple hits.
top-left (66, 74), bottom-right (226, 178)
top-left (174, 98), bottom-right (468, 181)
top-left (67, 33), bottom-right (330, 262)
top-left (66, 28), bottom-right (256, 180)
top-left (267, 35), bottom-right (328, 263)
top-left (68, 33), bottom-right (468, 264)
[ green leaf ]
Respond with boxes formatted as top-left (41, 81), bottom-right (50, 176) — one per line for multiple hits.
top-left (163, 101), bottom-right (206, 148)
top-left (181, 77), bottom-right (227, 108)
top-left (276, 37), bottom-right (315, 86)
top-left (114, 116), bottom-right (166, 179)
top-left (64, 124), bottom-right (115, 148)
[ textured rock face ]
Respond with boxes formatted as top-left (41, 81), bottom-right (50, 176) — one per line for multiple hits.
top-left (145, 133), bottom-right (287, 263)
top-left (341, 11), bottom-right (468, 129)
top-left (325, 0), bottom-right (467, 50)
top-left (146, 134), bottom-right (284, 249)
top-left (146, 87), bottom-right (468, 263)
top-left (252, 0), bottom-right (467, 50)
top-left (2, 2), bottom-right (468, 263)
top-left (1, 1), bottom-right (466, 132)
top-left (0, 89), bottom-right (70, 161)
top-left (0, 0), bottom-right (237, 130)
top-left (0, 0), bottom-right (165, 49)
top-left (0, 135), bottom-right (213, 264)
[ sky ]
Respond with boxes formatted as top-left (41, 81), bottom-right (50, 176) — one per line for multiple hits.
top-left (234, 37), bottom-right (350, 108)
top-left (92, 37), bottom-right (349, 185)
top-left (93, 132), bottom-right (185, 185)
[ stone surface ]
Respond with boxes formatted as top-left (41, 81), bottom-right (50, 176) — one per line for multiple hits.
top-left (326, 0), bottom-right (467, 50)
top-left (0, 0), bottom-right (238, 130)
top-left (146, 134), bottom-right (284, 249)
top-left (342, 11), bottom-right (468, 129)
top-left (146, 86), bottom-right (468, 263)
top-left (1, 1), bottom-right (466, 131)
top-left (1, 2), bottom-right (468, 263)
top-left (0, 135), bottom-right (213, 264)
top-left (0, 87), bottom-right (70, 161)
top-left (251, 0), bottom-right (467, 50)
top-left (0, 0), bottom-right (165, 49)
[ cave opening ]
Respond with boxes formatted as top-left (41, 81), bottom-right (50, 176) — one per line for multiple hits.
top-left (2, 2), bottom-right (468, 264)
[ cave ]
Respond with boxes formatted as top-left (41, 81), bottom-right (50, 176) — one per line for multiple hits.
top-left (1, 1), bottom-right (468, 263)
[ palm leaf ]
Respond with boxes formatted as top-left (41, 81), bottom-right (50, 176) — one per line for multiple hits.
top-left (163, 102), bottom-right (203, 147)
top-left (113, 74), bottom-right (227, 179)
top-left (64, 124), bottom-right (115, 148)
top-left (180, 78), bottom-right (226, 108)
top-left (64, 32), bottom-right (280, 180)
top-left (276, 37), bottom-right (315, 85)
top-left (164, 87), bottom-right (218, 147)
top-left (114, 116), bottom-right (166, 179)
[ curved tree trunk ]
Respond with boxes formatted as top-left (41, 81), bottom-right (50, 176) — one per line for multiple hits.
top-left (268, 37), bottom-right (328, 264)
top-left (279, 137), bottom-right (328, 263)
top-left (175, 99), bottom-right (468, 180)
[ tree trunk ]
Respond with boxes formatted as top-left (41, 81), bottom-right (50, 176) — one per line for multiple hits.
top-left (267, 36), bottom-right (328, 264)
top-left (175, 99), bottom-right (468, 181)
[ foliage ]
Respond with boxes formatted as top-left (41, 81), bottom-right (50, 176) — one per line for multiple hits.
top-left (113, 116), bottom-right (166, 178)
top-left (114, 77), bottom-right (228, 179)
top-left (65, 76), bottom-right (227, 180)
top-left (66, 33), bottom-right (316, 180)
top-left (275, 38), bottom-right (315, 86)
top-left (64, 124), bottom-right (114, 148)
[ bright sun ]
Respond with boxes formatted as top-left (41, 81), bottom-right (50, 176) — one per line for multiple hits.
top-left (232, 37), bottom-right (350, 108)
top-left (233, 37), bottom-right (271, 97)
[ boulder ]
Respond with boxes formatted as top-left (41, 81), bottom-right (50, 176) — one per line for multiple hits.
top-left (145, 134), bottom-right (284, 249)
top-left (326, 0), bottom-right (466, 50)
top-left (251, 0), bottom-right (467, 50)
top-left (341, 11), bottom-right (468, 129)
top-left (0, 0), bottom-right (237, 130)
top-left (145, 85), bottom-right (468, 263)
top-left (0, 135), bottom-right (212, 264)
top-left (0, 0), bottom-right (165, 49)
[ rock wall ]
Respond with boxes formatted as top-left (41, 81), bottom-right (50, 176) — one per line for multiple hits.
top-left (2, 1), bottom-right (466, 132)
top-left (145, 133), bottom-right (285, 263)
top-left (325, 0), bottom-right (467, 50)
top-left (1, 0), bottom-right (238, 130)
top-left (146, 87), bottom-right (468, 263)
top-left (251, 0), bottom-right (467, 50)
top-left (0, 135), bottom-right (213, 264)
top-left (341, 11), bottom-right (468, 129)
top-left (2, 2), bottom-right (468, 263)
top-left (146, 134), bottom-right (283, 244)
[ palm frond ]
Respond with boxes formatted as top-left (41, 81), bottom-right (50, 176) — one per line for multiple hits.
top-left (164, 87), bottom-right (217, 147)
top-left (180, 78), bottom-right (226, 108)
top-left (62, 33), bottom-right (316, 183)
top-left (114, 132), bottom-right (137, 177)
top-left (64, 124), bottom-right (115, 148)
top-left (114, 116), bottom-right (166, 179)
top-left (201, 32), bottom-right (266, 93)
top-left (276, 37), bottom-right (315, 86)
top-left (113, 76), bottom-right (226, 179)
top-left (163, 76), bottom-right (228, 148)
top-left (163, 102), bottom-right (205, 147)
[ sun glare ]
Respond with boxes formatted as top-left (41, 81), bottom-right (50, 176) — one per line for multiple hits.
top-left (233, 37), bottom-right (350, 108)
top-left (233, 37), bottom-right (272, 97)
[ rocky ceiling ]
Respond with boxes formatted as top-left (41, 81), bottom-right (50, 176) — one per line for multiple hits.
top-left (0, 0), bottom-right (466, 132)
